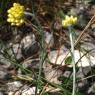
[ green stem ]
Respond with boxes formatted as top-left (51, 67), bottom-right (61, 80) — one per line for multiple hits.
top-left (68, 26), bottom-right (76, 95)
top-left (25, 11), bottom-right (47, 94)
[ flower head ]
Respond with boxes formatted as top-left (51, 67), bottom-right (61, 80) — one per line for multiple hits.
top-left (7, 3), bottom-right (25, 26)
top-left (62, 15), bottom-right (77, 27)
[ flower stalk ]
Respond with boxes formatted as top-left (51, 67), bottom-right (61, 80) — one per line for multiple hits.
top-left (62, 15), bottom-right (77, 95)
top-left (68, 26), bottom-right (76, 95)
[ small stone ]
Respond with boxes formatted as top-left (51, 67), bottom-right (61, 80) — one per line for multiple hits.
top-left (0, 71), bottom-right (8, 79)
top-left (43, 61), bottom-right (62, 84)
top-left (12, 44), bottom-right (23, 60)
top-left (8, 85), bottom-right (30, 95)
top-left (0, 92), bottom-right (3, 95)
top-left (22, 87), bottom-right (39, 95)
top-left (44, 31), bottom-right (54, 49)
top-left (48, 50), bottom-right (65, 66)
top-left (8, 92), bottom-right (14, 95)
top-left (21, 34), bottom-right (39, 58)
top-left (7, 81), bottom-right (22, 91)
top-left (48, 50), bottom-right (95, 67)
top-left (21, 34), bottom-right (36, 49)
top-left (8, 92), bottom-right (21, 95)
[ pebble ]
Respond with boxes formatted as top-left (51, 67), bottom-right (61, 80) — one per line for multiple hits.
top-left (7, 81), bottom-right (22, 92)
top-left (12, 44), bottom-right (23, 61)
top-left (22, 87), bottom-right (39, 95)
top-left (0, 92), bottom-right (3, 95)
top-left (44, 31), bottom-right (54, 48)
top-left (48, 50), bottom-right (95, 67)
top-left (8, 87), bottom-right (39, 95)
top-left (21, 34), bottom-right (39, 57)
top-left (0, 71), bottom-right (8, 79)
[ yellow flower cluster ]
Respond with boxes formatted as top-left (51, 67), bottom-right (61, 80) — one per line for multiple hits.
top-left (7, 3), bottom-right (25, 26)
top-left (62, 15), bottom-right (77, 27)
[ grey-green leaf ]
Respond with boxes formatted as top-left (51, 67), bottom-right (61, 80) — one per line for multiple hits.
top-left (65, 56), bottom-right (72, 65)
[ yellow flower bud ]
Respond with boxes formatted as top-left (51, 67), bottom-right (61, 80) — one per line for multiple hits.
top-left (20, 19), bottom-right (24, 23)
top-left (7, 3), bottom-right (25, 26)
top-left (11, 23), bottom-right (15, 26)
top-left (8, 14), bottom-right (13, 18)
top-left (62, 15), bottom-right (77, 27)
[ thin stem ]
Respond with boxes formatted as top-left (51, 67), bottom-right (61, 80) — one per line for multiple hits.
top-left (25, 11), bottom-right (47, 94)
top-left (68, 27), bottom-right (76, 95)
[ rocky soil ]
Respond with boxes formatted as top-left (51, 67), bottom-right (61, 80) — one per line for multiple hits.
top-left (0, 0), bottom-right (95, 95)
